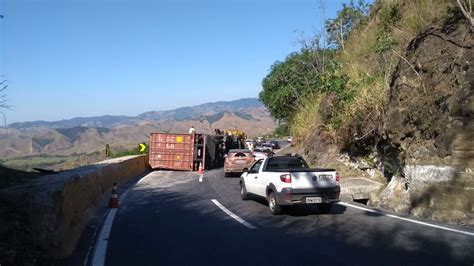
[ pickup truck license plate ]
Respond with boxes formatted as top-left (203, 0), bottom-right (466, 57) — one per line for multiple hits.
top-left (319, 175), bottom-right (332, 182)
top-left (306, 197), bottom-right (322, 203)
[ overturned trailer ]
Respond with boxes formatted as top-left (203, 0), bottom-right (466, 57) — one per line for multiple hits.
top-left (148, 133), bottom-right (225, 171)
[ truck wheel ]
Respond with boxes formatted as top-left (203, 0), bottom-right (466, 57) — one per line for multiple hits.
top-left (240, 182), bottom-right (248, 200)
top-left (317, 203), bottom-right (332, 214)
top-left (268, 192), bottom-right (282, 215)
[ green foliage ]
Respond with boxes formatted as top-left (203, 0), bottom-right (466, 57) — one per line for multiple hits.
top-left (380, 3), bottom-right (401, 30)
top-left (112, 146), bottom-right (146, 158)
top-left (273, 123), bottom-right (290, 137)
top-left (261, 0), bottom-right (455, 150)
top-left (113, 149), bottom-right (140, 158)
top-left (319, 61), bottom-right (353, 102)
top-left (325, 0), bottom-right (371, 49)
top-left (3, 155), bottom-right (72, 171)
top-left (374, 30), bottom-right (393, 53)
top-left (260, 49), bottom-right (351, 123)
top-left (260, 51), bottom-right (320, 121)
top-left (290, 95), bottom-right (321, 141)
top-left (372, 2), bottom-right (400, 54)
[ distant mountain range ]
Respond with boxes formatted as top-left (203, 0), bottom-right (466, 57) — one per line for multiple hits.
top-left (8, 98), bottom-right (264, 129)
top-left (0, 98), bottom-right (277, 160)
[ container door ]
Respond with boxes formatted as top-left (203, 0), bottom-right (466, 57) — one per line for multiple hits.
top-left (149, 133), bottom-right (194, 171)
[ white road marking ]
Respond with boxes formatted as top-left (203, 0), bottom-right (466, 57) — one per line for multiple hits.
top-left (211, 199), bottom-right (257, 230)
top-left (83, 213), bottom-right (106, 266)
top-left (91, 209), bottom-right (117, 266)
top-left (91, 175), bottom-right (147, 266)
top-left (199, 174), bottom-right (203, 183)
top-left (137, 174), bottom-right (152, 185)
top-left (338, 202), bottom-right (474, 237)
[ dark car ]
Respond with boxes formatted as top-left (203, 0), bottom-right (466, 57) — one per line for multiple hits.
top-left (270, 141), bottom-right (281, 149)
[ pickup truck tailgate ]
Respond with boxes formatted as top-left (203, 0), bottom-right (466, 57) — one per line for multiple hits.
top-left (290, 169), bottom-right (337, 190)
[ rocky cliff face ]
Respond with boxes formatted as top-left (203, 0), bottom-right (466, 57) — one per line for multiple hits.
top-left (300, 14), bottom-right (473, 226)
top-left (375, 15), bottom-right (473, 225)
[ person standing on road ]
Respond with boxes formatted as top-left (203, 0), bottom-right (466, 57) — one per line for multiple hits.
top-left (188, 126), bottom-right (195, 135)
top-left (246, 141), bottom-right (254, 152)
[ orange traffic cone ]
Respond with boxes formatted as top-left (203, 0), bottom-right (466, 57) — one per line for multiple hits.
top-left (108, 183), bottom-right (119, 208)
top-left (198, 162), bottom-right (204, 174)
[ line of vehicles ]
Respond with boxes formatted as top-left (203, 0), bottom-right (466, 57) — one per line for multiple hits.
top-left (224, 139), bottom-right (340, 215)
top-left (148, 130), bottom-right (340, 215)
top-left (224, 138), bottom-right (280, 176)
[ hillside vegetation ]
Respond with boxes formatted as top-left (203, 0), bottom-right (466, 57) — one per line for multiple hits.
top-left (262, 0), bottom-right (460, 150)
top-left (260, 0), bottom-right (473, 225)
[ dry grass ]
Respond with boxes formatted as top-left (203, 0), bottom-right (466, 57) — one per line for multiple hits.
top-left (287, 0), bottom-right (457, 152)
top-left (311, 0), bottom-right (455, 146)
top-left (290, 95), bottom-right (322, 145)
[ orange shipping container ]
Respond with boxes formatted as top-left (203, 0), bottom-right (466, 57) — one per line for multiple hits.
top-left (149, 133), bottom-right (195, 171)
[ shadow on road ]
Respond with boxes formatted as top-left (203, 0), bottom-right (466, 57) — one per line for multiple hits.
top-left (105, 171), bottom-right (473, 266)
top-left (224, 172), bottom-right (243, 178)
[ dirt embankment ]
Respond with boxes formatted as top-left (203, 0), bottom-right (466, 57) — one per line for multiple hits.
top-left (300, 14), bottom-right (473, 225)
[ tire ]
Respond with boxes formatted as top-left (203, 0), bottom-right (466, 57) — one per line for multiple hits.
top-left (317, 203), bottom-right (332, 214)
top-left (268, 191), bottom-right (283, 215)
top-left (240, 182), bottom-right (248, 200)
top-left (224, 172), bottom-right (229, 177)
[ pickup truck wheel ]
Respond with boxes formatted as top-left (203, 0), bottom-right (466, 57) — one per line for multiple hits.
top-left (268, 192), bottom-right (282, 215)
top-left (317, 203), bottom-right (332, 214)
top-left (240, 183), bottom-right (248, 200)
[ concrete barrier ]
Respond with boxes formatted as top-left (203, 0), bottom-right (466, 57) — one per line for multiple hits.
top-left (0, 155), bottom-right (150, 259)
top-left (339, 177), bottom-right (383, 201)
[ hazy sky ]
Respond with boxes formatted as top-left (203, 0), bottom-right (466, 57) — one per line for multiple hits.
top-left (1, 0), bottom-right (353, 124)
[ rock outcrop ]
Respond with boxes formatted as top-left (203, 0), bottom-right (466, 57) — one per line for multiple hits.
top-left (375, 14), bottom-right (473, 225)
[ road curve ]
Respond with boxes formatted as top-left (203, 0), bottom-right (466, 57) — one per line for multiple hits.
top-left (98, 169), bottom-right (473, 266)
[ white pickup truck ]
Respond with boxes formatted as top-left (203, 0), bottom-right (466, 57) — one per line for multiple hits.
top-left (239, 155), bottom-right (340, 215)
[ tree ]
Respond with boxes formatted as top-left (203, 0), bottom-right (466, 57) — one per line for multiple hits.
top-left (260, 49), bottom-right (329, 121)
top-left (259, 45), bottom-right (351, 123)
top-left (325, 0), bottom-right (370, 50)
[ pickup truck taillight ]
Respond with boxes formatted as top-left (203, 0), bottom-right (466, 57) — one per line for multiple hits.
top-left (336, 173), bottom-right (340, 185)
top-left (280, 174), bottom-right (292, 183)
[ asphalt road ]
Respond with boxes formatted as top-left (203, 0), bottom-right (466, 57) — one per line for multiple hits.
top-left (99, 168), bottom-right (474, 266)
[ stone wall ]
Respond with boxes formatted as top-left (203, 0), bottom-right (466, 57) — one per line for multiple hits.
top-left (0, 155), bottom-right (150, 260)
